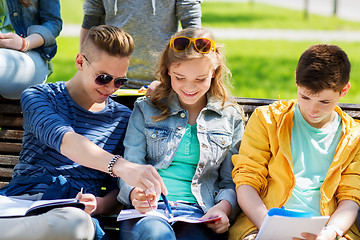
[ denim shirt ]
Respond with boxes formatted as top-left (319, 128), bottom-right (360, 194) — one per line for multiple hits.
top-left (6, 0), bottom-right (62, 61)
top-left (118, 94), bottom-right (244, 220)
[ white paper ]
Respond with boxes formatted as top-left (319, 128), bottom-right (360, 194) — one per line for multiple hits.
top-left (0, 195), bottom-right (80, 217)
top-left (255, 214), bottom-right (330, 240)
top-left (117, 209), bottom-right (221, 223)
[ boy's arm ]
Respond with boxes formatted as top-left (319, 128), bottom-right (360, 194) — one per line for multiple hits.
top-left (236, 185), bottom-right (268, 229)
top-left (323, 200), bottom-right (359, 237)
top-left (298, 200), bottom-right (359, 240)
top-left (60, 132), bottom-right (166, 197)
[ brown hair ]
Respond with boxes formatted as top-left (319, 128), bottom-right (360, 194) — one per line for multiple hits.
top-left (296, 44), bottom-right (351, 93)
top-left (151, 28), bottom-right (242, 121)
top-left (80, 25), bottom-right (134, 61)
top-left (20, 0), bottom-right (33, 7)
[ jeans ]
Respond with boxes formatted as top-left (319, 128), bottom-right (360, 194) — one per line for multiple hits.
top-left (0, 49), bottom-right (49, 99)
top-left (119, 202), bottom-right (225, 240)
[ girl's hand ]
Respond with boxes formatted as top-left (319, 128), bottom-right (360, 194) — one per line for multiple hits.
top-left (130, 187), bottom-right (157, 213)
top-left (200, 206), bottom-right (230, 234)
top-left (76, 192), bottom-right (97, 215)
top-left (0, 33), bottom-right (23, 51)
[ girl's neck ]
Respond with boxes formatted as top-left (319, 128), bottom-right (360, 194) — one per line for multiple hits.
top-left (179, 95), bottom-right (207, 125)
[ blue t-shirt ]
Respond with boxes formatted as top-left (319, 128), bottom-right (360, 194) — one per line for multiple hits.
top-left (10, 82), bottom-right (131, 198)
top-left (284, 104), bottom-right (342, 215)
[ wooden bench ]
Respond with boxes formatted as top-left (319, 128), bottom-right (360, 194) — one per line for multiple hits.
top-left (2, 95), bottom-right (360, 239)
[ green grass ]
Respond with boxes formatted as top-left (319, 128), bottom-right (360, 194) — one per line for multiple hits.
top-left (60, 0), bottom-right (360, 30)
top-left (60, 0), bottom-right (83, 24)
top-left (48, 37), bottom-right (360, 103)
top-left (51, 0), bottom-right (360, 103)
top-left (201, 1), bottom-right (360, 30)
top-left (223, 40), bottom-right (360, 103)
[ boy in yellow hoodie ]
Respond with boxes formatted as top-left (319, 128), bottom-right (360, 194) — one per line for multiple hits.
top-left (231, 44), bottom-right (360, 240)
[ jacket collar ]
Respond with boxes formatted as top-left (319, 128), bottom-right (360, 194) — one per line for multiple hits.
top-left (168, 92), bottom-right (225, 116)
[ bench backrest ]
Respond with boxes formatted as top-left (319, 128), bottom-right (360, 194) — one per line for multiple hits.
top-left (2, 95), bottom-right (360, 187)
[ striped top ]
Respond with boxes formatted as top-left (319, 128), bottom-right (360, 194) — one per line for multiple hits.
top-left (13, 82), bottom-right (131, 197)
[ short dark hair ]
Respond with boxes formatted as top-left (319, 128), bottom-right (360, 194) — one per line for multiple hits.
top-left (296, 44), bottom-right (350, 93)
top-left (81, 25), bottom-right (134, 59)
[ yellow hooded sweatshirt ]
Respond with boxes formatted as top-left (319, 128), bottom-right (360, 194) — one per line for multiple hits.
top-left (230, 100), bottom-right (360, 240)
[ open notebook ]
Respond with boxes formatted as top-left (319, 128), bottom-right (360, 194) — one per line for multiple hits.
top-left (117, 209), bottom-right (221, 224)
top-left (0, 195), bottom-right (84, 217)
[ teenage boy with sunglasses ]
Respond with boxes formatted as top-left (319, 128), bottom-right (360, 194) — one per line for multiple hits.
top-left (0, 25), bottom-right (166, 240)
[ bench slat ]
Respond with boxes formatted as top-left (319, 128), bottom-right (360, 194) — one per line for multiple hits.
top-left (0, 155), bottom-right (18, 166)
top-left (0, 117), bottom-right (23, 128)
top-left (0, 130), bottom-right (23, 141)
top-left (0, 142), bottom-right (22, 154)
top-left (0, 103), bottom-right (22, 115)
top-left (0, 167), bottom-right (13, 178)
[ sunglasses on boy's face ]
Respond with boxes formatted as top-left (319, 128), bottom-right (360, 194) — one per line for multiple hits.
top-left (169, 37), bottom-right (216, 54)
top-left (82, 55), bottom-right (128, 88)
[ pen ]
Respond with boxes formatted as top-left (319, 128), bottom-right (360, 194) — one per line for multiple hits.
top-left (161, 193), bottom-right (173, 218)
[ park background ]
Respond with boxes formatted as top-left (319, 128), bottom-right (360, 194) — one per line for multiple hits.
top-left (50, 0), bottom-right (360, 103)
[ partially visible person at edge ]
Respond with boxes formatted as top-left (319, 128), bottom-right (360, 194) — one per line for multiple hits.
top-left (117, 27), bottom-right (244, 240)
top-left (0, 0), bottom-right (62, 99)
top-left (0, 25), bottom-right (166, 240)
top-left (80, 0), bottom-right (202, 89)
top-left (230, 44), bottom-right (360, 240)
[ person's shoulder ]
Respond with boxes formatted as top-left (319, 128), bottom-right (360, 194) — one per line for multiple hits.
top-left (21, 82), bottom-right (65, 102)
top-left (133, 96), bottom-right (155, 109)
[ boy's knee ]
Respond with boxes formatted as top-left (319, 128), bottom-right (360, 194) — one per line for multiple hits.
top-left (44, 207), bottom-right (95, 240)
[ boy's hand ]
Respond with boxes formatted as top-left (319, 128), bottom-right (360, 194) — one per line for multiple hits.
top-left (76, 192), bottom-right (97, 215)
top-left (114, 158), bottom-right (168, 199)
top-left (293, 228), bottom-right (337, 240)
top-left (200, 205), bottom-right (229, 234)
top-left (130, 187), bottom-right (157, 213)
top-left (242, 230), bottom-right (258, 240)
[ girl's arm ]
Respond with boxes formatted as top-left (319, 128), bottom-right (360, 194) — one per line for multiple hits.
top-left (201, 200), bottom-right (232, 234)
top-left (0, 33), bottom-right (44, 51)
top-left (236, 185), bottom-right (268, 229)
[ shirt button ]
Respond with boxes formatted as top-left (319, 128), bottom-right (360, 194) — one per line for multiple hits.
top-left (151, 134), bottom-right (156, 139)
top-left (13, 12), bottom-right (18, 17)
top-left (180, 113), bottom-right (186, 118)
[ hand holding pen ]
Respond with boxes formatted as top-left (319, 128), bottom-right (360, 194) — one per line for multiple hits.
top-left (76, 188), bottom-right (97, 215)
top-left (130, 187), bottom-right (158, 213)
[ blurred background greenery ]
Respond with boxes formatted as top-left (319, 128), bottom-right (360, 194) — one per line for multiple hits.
top-left (50, 0), bottom-right (360, 103)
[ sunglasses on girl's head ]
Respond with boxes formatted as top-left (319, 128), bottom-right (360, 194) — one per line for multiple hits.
top-left (170, 37), bottom-right (216, 54)
top-left (83, 55), bottom-right (128, 88)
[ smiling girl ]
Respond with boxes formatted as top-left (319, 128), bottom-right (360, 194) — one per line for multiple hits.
top-left (117, 27), bottom-right (245, 240)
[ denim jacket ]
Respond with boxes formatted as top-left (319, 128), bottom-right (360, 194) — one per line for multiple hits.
top-left (118, 94), bottom-right (244, 220)
top-left (6, 0), bottom-right (62, 61)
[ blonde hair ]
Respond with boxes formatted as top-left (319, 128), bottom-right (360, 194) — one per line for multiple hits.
top-left (81, 25), bottom-right (134, 61)
top-left (151, 28), bottom-right (241, 121)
